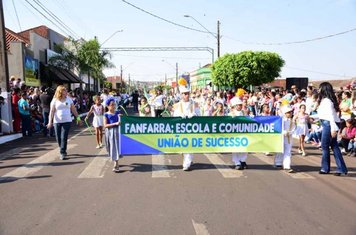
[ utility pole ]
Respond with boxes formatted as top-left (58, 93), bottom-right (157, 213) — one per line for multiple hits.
top-left (128, 73), bottom-right (131, 94)
top-left (0, 0), bottom-right (12, 134)
top-left (175, 62), bottom-right (179, 91)
top-left (120, 65), bottom-right (123, 93)
top-left (0, 0), bottom-right (9, 91)
top-left (217, 20), bottom-right (221, 58)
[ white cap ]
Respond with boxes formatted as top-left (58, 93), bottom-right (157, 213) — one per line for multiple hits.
top-left (179, 86), bottom-right (190, 94)
top-left (230, 97), bottom-right (243, 107)
top-left (282, 105), bottom-right (293, 114)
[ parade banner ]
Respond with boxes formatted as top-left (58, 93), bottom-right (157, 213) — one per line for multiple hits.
top-left (120, 116), bottom-right (283, 155)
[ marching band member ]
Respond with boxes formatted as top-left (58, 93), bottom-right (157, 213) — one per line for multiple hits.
top-left (229, 97), bottom-right (248, 170)
top-left (173, 86), bottom-right (199, 171)
top-left (274, 104), bottom-right (296, 173)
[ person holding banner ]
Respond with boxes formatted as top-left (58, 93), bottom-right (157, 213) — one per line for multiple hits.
top-left (173, 86), bottom-right (199, 171)
top-left (104, 98), bottom-right (122, 172)
top-left (229, 97), bottom-right (248, 170)
top-left (274, 104), bottom-right (296, 173)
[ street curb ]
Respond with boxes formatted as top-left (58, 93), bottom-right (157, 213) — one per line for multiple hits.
top-left (0, 112), bottom-right (88, 145)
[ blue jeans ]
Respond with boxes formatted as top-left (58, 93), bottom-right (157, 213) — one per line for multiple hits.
top-left (20, 114), bottom-right (32, 136)
top-left (320, 120), bottom-right (348, 173)
top-left (42, 111), bottom-right (54, 137)
top-left (54, 122), bottom-right (71, 155)
top-left (309, 131), bottom-right (321, 143)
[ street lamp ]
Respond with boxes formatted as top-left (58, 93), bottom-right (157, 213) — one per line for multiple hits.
top-left (184, 15), bottom-right (221, 58)
top-left (100, 29), bottom-right (124, 47)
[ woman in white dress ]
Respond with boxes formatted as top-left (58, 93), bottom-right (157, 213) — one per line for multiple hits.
top-left (85, 96), bottom-right (104, 148)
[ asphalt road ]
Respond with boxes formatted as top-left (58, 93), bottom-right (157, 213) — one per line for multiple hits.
top-left (0, 124), bottom-right (356, 235)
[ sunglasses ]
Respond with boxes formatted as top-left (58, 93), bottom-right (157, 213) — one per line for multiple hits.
top-left (182, 92), bottom-right (189, 95)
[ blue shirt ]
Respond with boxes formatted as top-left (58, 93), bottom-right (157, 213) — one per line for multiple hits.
top-left (18, 98), bottom-right (30, 115)
top-left (104, 111), bottom-right (120, 124)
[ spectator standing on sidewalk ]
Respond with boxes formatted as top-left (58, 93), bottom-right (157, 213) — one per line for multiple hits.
top-left (47, 85), bottom-right (82, 160)
top-left (11, 87), bottom-right (21, 133)
top-left (40, 87), bottom-right (54, 137)
top-left (18, 92), bottom-right (32, 137)
top-left (317, 82), bottom-right (348, 176)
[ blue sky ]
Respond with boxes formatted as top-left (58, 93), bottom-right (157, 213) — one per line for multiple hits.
top-left (4, 0), bottom-right (356, 82)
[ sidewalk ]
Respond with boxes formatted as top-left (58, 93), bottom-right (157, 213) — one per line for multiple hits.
top-left (0, 112), bottom-right (88, 146)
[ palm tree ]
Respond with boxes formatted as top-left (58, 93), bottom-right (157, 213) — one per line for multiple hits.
top-left (77, 38), bottom-right (114, 92)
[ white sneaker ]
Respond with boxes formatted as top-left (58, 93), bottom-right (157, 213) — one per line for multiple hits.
top-left (298, 148), bottom-right (302, 154)
top-left (99, 143), bottom-right (103, 148)
top-left (96, 145), bottom-right (100, 149)
top-left (183, 166), bottom-right (190, 171)
top-left (302, 151), bottom-right (306, 156)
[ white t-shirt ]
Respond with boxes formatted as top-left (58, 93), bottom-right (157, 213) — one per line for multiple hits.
top-left (50, 97), bottom-right (74, 123)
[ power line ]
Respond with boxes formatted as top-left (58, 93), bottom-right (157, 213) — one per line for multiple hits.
top-left (285, 66), bottom-right (351, 78)
top-left (122, 0), bottom-right (356, 46)
top-left (23, 0), bottom-right (74, 38)
top-left (32, 0), bottom-right (79, 39)
top-left (50, 0), bottom-right (94, 37)
top-left (11, 0), bottom-right (22, 31)
top-left (121, 0), bottom-right (211, 35)
top-left (224, 27), bottom-right (356, 45)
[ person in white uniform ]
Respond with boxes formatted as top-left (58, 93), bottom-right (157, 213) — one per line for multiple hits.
top-left (229, 97), bottom-right (248, 170)
top-left (274, 104), bottom-right (296, 173)
top-left (173, 86), bottom-right (199, 171)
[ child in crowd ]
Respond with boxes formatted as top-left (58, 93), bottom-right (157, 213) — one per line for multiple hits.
top-left (274, 105), bottom-right (296, 173)
top-left (307, 117), bottom-right (322, 147)
top-left (138, 96), bottom-right (151, 117)
top-left (103, 98), bottom-right (121, 172)
top-left (203, 97), bottom-right (213, 116)
top-left (85, 96), bottom-right (104, 148)
top-left (213, 101), bottom-right (225, 116)
top-left (260, 104), bottom-right (270, 116)
top-left (18, 92), bottom-right (32, 137)
top-left (340, 119), bottom-right (356, 154)
top-left (347, 136), bottom-right (356, 157)
top-left (294, 104), bottom-right (309, 156)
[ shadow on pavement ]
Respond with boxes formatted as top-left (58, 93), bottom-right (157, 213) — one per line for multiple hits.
top-left (0, 175), bottom-right (52, 184)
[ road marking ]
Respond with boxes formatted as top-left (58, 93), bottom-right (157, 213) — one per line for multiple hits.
top-left (204, 153), bottom-right (242, 178)
top-left (0, 144), bottom-right (77, 182)
top-left (78, 148), bottom-right (109, 178)
top-left (0, 127), bottom-right (88, 161)
top-left (0, 147), bottom-right (29, 161)
top-left (192, 219), bottom-right (210, 235)
top-left (253, 153), bottom-right (315, 179)
top-left (151, 154), bottom-right (170, 178)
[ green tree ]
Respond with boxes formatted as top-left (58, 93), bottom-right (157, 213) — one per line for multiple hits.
top-left (211, 51), bottom-right (285, 88)
top-left (77, 38), bottom-right (114, 92)
top-left (50, 38), bottom-right (113, 93)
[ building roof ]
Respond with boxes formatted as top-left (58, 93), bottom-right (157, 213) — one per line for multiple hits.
top-left (18, 25), bottom-right (49, 40)
top-left (310, 78), bottom-right (355, 89)
top-left (18, 25), bottom-right (67, 41)
top-left (5, 28), bottom-right (30, 50)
